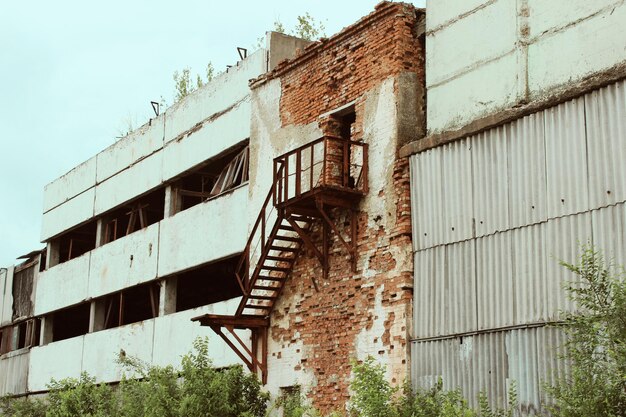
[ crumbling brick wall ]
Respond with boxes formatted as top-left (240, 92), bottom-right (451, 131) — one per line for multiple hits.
top-left (251, 2), bottom-right (424, 413)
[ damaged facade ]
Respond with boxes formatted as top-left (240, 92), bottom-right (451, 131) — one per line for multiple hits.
top-left (2, 1), bottom-right (626, 415)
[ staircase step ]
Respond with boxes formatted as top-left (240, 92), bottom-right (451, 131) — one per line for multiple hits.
top-left (265, 255), bottom-right (293, 262)
top-left (269, 245), bottom-right (298, 252)
top-left (261, 266), bottom-right (291, 272)
top-left (274, 235), bottom-right (300, 242)
top-left (248, 295), bottom-right (277, 301)
top-left (252, 285), bottom-right (280, 291)
top-left (289, 215), bottom-right (314, 223)
top-left (257, 275), bottom-right (285, 281)
top-left (278, 225), bottom-right (295, 231)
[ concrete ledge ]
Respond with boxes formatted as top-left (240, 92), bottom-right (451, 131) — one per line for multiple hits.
top-left (400, 63), bottom-right (626, 157)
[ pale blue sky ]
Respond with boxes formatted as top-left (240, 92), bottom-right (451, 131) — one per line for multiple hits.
top-left (0, 0), bottom-right (425, 267)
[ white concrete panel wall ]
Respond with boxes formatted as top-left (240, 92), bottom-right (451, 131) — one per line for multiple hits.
top-left (163, 50), bottom-right (265, 145)
top-left (29, 336), bottom-right (84, 391)
top-left (42, 156), bottom-right (97, 213)
top-left (425, 0), bottom-right (626, 134)
top-left (94, 151), bottom-right (163, 216)
top-left (162, 103), bottom-right (251, 181)
top-left (96, 116), bottom-right (165, 183)
top-left (35, 253), bottom-right (90, 315)
top-left (158, 185), bottom-right (248, 277)
top-left (88, 223), bottom-right (159, 299)
top-left (40, 187), bottom-right (95, 241)
top-left (28, 300), bottom-right (245, 390)
top-left (0, 266), bottom-right (14, 326)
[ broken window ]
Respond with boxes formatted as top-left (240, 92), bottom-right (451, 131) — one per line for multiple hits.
top-left (0, 319), bottom-right (41, 353)
top-left (102, 282), bottom-right (160, 329)
top-left (176, 256), bottom-right (242, 312)
top-left (12, 262), bottom-right (36, 321)
top-left (51, 303), bottom-right (90, 342)
top-left (172, 143), bottom-right (249, 214)
top-left (53, 220), bottom-right (98, 265)
top-left (102, 188), bottom-right (165, 244)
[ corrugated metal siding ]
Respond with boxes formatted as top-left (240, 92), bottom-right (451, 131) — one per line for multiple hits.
top-left (510, 223), bottom-right (549, 323)
top-left (476, 232), bottom-right (514, 330)
top-left (442, 140), bottom-right (474, 245)
top-left (414, 241), bottom-right (477, 338)
top-left (591, 202), bottom-right (626, 268)
top-left (412, 327), bottom-right (566, 414)
top-left (585, 80), bottom-right (626, 209)
top-left (0, 352), bottom-right (29, 395)
top-left (472, 127), bottom-right (510, 237)
top-left (545, 97), bottom-right (589, 219)
top-left (545, 212), bottom-right (592, 318)
top-left (411, 147), bottom-right (444, 251)
top-left (507, 112), bottom-right (548, 229)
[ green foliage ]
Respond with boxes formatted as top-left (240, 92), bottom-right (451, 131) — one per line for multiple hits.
top-left (349, 357), bottom-right (394, 417)
top-left (0, 396), bottom-right (46, 417)
top-left (275, 387), bottom-right (320, 417)
top-left (393, 380), bottom-right (475, 417)
top-left (0, 338), bottom-right (268, 417)
top-left (545, 245), bottom-right (626, 417)
top-left (173, 62), bottom-right (215, 102)
top-left (256, 13), bottom-right (326, 49)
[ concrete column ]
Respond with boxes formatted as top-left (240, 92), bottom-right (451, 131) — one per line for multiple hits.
top-left (46, 241), bottom-right (60, 269)
top-left (95, 218), bottom-right (105, 248)
top-left (40, 316), bottom-right (54, 346)
top-left (89, 300), bottom-right (106, 332)
top-left (159, 277), bottom-right (177, 316)
top-left (164, 185), bottom-right (181, 218)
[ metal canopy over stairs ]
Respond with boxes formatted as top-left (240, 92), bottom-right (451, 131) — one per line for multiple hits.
top-left (192, 135), bottom-right (367, 383)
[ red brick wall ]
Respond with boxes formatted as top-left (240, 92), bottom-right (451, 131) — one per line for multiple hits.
top-left (270, 158), bottom-right (413, 413)
top-left (256, 2), bottom-right (423, 413)
top-left (253, 2), bottom-right (424, 128)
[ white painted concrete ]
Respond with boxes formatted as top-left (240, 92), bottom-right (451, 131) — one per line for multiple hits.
top-left (29, 336), bottom-right (84, 391)
top-left (42, 156), bottom-right (97, 214)
top-left (528, 1), bottom-right (626, 98)
top-left (151, 300), bottom-right (243, 369)
top-left (158, 185), bottom-right (248, 277)
top-left (29, 299), bottom-right (244, 390)
top-left (426, 0), bottom-right (517, 87)
top-left (88, 223), bottom-right (159, 299)
top-left (96, 116), bottom-right (165, 183)
top-left (162, 103), bottom-right (250, 182)
top-left (425, 0), bottom-right (626, 134)
top-left (163, 49), bottom-right (265, 145)
top-left (35, 253), bottom-right (90, 316)
top-left (94, 151), bottom-right (163, 216)
top-left (40, 187), bottom-right (95, 241)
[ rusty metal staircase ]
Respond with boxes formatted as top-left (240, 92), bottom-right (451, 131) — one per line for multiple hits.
top-left (192, 135), bottom-right (368, 383)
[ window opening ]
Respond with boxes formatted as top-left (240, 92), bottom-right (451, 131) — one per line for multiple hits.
top-left (54, 220), bottom-right (98, 264)
top-left (51, 303), bottom-right (90, 342)
top-left (103, 282), bottom-right (160, 329)
top-left (174, 143), bottom-right (249, 213)
top-left (103, 188), bottom-right (165, 244)
top-left (176, 256), bottom-right (242, 312)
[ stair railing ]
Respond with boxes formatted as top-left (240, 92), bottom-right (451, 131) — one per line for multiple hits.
top-left (234, 165), bottom-right (285, 297)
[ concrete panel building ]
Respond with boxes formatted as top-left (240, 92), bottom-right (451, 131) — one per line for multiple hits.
top-left (1, 3), bottom-right (426, 414)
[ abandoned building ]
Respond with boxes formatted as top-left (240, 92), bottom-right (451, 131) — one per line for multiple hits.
top-left (2, 0), bottom-right (626, 415)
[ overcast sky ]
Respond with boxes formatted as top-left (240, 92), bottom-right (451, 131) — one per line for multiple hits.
top-left (0, 0), bottom-right (425, 267)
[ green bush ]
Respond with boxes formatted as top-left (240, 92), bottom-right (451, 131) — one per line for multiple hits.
top-left (546, 245), bottom-right (626, 417)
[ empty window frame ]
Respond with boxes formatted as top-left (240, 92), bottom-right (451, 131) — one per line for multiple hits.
top-left (102, 282), bottom-right (160, 330)
top-left (53, 220), bottom-right (98, 265)
top-left (176, 256), bottom-right (242, 312)
top-left (102, 188), bottom-right (165, 244)
top-left (0, 319), bottom-right (41, 353)
top-left (173, 143), bottom-right (249, 213)
top-left (51, 303), bottom-right (90, 342)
